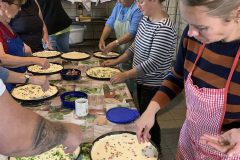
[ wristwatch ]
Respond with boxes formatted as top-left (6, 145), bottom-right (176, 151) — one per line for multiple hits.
top-left (24, 74), bottom-right (30, 84)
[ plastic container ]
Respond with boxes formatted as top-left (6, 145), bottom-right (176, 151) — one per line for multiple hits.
top-left (60, 91), bottom-right (88, 109)
top-left (106, 107), bottom-right (140, 124)
top-left (60, 69), bottom-right (81, 81)
top-left (69, 25), bottom-right (86, 44)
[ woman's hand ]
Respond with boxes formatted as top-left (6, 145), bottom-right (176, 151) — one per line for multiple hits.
top-left (102, 41), bottom-right (117, 53)
top-left (46, 42), bottom-right (54, 50)
top-left (136, 107), bottom-right (156, 144)
top-left (110, 72), bottom-right (128, 84)
top-left (43, 40), bottom-right (54, 50)
top-left (34, 58), bottom-right (50, 69)
top-left (29, 76), bottom-right (49, 92)
top-left (62, 123), bottom-right (83, 154)
top-left (99, 39), bottom-right (106, 51)
top-left (101, 59), bottom-right (118, 67)
top-left (23, 43), bottom-right (32, 55)
top-left (200, 128), bottom-right (240, 156)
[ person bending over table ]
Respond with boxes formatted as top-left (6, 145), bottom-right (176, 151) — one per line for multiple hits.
top-left (99, 0), bottom-right (143, 71)
top-left (0, 0), bottom-right (50, 91)
top-left (136, 0), bottom-right (240, 159)
top-left (100, 0), bottom-right (143, 96)
top-left (0, 79), bottom-right (82, 156)
top-left (102, 0), bottom-right (176, 151)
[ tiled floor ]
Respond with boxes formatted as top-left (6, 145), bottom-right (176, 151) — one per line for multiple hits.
top-left (158, 92), bottom-right (186, 160)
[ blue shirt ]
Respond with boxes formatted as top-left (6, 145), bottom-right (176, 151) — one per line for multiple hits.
top-left (0, 67), bottom-right (9, 83)
top-left (106, 2), bottom-right (143, 36)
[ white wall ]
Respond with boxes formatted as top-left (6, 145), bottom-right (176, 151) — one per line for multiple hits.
top-left (62, 0), bottom-right (187, 51)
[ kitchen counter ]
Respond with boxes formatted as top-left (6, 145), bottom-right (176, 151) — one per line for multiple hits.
top-left (69, 39), bottom-right (115, 48)
top-left (71, 17), bottom-right (107, 25)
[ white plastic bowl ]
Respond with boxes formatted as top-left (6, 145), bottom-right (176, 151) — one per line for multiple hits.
top-left (69, 25), bottom-right (86, 44)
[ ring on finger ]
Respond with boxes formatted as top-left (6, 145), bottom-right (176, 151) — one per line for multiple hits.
top-left (63, 146), bottom-right (69, 150)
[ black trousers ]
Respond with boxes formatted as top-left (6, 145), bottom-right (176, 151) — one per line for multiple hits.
top-left (137, 84), bottom-right (161, 149)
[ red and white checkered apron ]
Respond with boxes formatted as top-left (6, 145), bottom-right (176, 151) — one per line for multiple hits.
top-left (176, 44), bottom-right (240, 160)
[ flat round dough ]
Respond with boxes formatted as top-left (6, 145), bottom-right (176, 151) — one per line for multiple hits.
top-left (32, 50), bottom-right (61, 58)
top-left (61, 51), bottom-right (90, 60)
top-left (9, 145), bottom-right (80, 160)
top-left (12, 84), bottom-right (58, 101)
top-left (94, 51), bottom-right (119, 59)
top-left (91, 133), bottom-right (158, 160)
top-left (28, 63), bottom-right (63, 74)
top-left (86, 67), bottom-right (120, 79)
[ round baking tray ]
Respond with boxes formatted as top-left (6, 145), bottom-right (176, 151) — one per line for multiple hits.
top-left (90, 131), bottom-right (160, 160)
top-left (32, 50), bottom-right (62, 59)
top-left (11, 84), bottom-right (59, 103)
top-left (60, 52), bottom-right (91, 61)
top-left (27, 62), bottom-right (63, 75)
top-left (85, 67), bottom-right (121, 81)
top-left (93, 51), bottom-right (119, 59)
top-left (8, 145), bottom-right (81, 160)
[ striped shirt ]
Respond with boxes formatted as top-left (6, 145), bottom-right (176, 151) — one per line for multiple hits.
top-left (128, 16), bottom-right (176, 86)
top-left (152, 26), bottom-right (240, 130)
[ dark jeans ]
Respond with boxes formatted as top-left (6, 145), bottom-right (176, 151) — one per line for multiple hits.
top-left (49, 32), bottom-right (70, 53)
top-left (137, 84), bottom-right (161, 149)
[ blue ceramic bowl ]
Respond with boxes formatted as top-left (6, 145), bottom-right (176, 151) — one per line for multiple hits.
top-left (60, 91), bottom-right (88, 109)
top-left (60, 69), bottom-right (81, 81)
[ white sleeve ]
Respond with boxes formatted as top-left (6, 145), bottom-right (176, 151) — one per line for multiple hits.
top-left (0, 79), bottom-right (6, 96)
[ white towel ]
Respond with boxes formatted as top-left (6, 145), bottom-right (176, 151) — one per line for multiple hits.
top-left (100, 0), bottom-right (111, 3)
top-left (82, 0), bottom-right (91, 11)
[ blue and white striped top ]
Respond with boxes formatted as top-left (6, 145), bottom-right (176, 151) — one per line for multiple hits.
top-left (128, 16), bottom-right (177, 86)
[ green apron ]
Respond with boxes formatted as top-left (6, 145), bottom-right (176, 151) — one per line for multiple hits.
top-left (114, 3), bottom-right (134, 71)
top-left (114, 3), bottom-right (136, 97)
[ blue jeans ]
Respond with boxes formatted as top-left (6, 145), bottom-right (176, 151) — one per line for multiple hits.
top-left (49, 32), bottom-right (70, 53)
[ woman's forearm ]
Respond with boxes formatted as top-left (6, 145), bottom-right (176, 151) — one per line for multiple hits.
top-left (115, 33), bottom-right (134, 45)
top-left (35, 0), bottom-right (49, 44)
top-left (0, 54), bottom-right (40, 68)
top-left (0, 90), bottom-right (66, 156)
top-left (124, 68), bottom-right (138, 79)
top-left (6, 71), bottom-right (26, 83)
top-left (100, 25), bottom-right (112, 41)
top-left (0, 89), bottom-right (82, 157)
top-left (145, 101), bottom-right (161, 116)
top-left (115, 51), bottom-right (131, 64)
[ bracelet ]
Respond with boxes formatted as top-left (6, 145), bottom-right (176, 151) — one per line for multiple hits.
top-left (24, 74), bottom-right (30, 84)
top-left (115, 39), bottom-right (120, 46)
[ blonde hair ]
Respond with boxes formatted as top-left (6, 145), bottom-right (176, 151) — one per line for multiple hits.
top-left (180, 0), bottom-right (240, 21)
